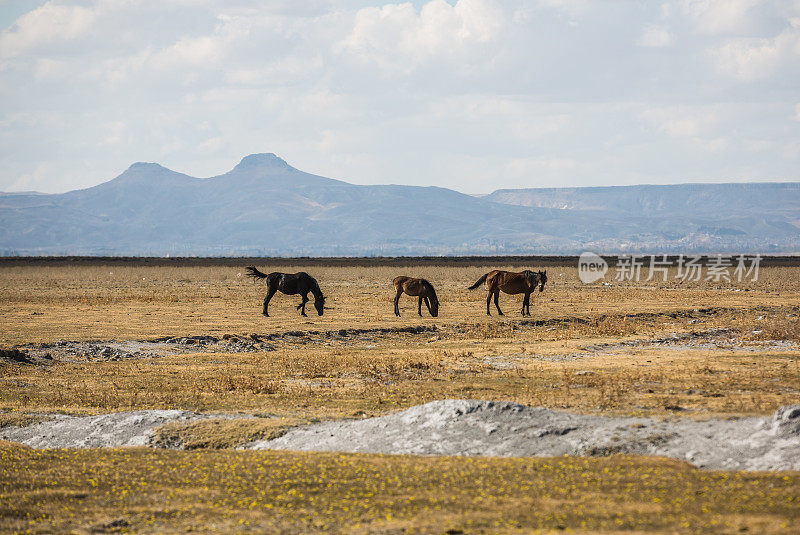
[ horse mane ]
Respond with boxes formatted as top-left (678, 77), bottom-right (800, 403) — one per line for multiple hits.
top-left (523, 270), bottom-right (540, 287)
top-left (311, 279), bottom-right (325, 301)
top-left (424, 279), bottom-right (439, 304)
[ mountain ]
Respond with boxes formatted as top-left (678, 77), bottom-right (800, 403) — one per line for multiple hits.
top-left (1, 154), bottom-right (798, 255)
top-left (486, 183), bottom-right (800, 251)
top-left (486, 182), bottom-right (800, 219)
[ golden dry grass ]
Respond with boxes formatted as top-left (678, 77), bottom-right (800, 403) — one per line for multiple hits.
top-left (2, 259), bottom-right (800, 533)
top-left (2, 444), bottom-right (799, 534)
top-left (1, 260), bottom-right (797, 345)
top-left (1, 261), bottom-right (799, 419)
top-left (150, 417), bottom-right (302, 450)
top-left (3, 335), bottom-right (798, 419)
top-left (0, 413), bottom-right (48, 429)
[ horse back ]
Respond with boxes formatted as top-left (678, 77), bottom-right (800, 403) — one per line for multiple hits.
top-left (393, 276), bottom-right (413, 291)
top-left (394, 276), bottom-right (428, 296)
top-left (275, 272), bottom-right (315, 294)
top-left (497, 271), bottom-right (536, 294)
top-left (484, 270), bottom-right (505, 289)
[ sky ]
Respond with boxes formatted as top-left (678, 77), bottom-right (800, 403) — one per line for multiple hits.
top-left (0, 0), bottom-right (799, 194)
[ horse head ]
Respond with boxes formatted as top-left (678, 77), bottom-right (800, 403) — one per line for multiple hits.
top-left (523, 270), bottom-right (539, 289)
top-left (314, 295), bottom-right (326, 316)
top-left (538, 270), bottom-right (547, 292)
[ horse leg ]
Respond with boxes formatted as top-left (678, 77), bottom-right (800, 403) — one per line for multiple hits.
top-left (297, 293), bottom-right (309, 316)
top-left (423, 295), bottom-right (433, 316)
top-left (494, 290), bottom-right (504, 316)
top-left (418, 296), bottom-right (423, 316)
top-left (521, 293), bottom-right (528, 316)
top-left (486, 292), bottom-right (492, 316)
top-left (262, 286), bottom-right (277, 317)
top-left (394, 289), bottom-right (402, 316)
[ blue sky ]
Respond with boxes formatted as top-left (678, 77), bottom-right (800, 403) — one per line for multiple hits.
top-left (1, 0), bottom-right (799, 194)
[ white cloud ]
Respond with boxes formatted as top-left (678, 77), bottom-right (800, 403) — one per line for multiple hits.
top-left (338, 0), bottom-right (504, 75)
top-left (680, 0), bottom-right (769, 36)
top-left (709, 27), bottom-right (800, 81)
top-left (639, 106), bottom-right (719, 138)
top-left (537, 0), bottom-right (593, 19)
top-left (639, 24), bottom-right (673, 47)
top-left (150, 34), bottom-right (225, 69)
top-left (0, 2), bottom-right (97, 59)
top-left (1, 1), bottom-right (799, 193)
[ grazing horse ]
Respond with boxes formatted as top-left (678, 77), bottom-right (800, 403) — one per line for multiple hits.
top-left (393, 276), bottom-right (439, 317)
top-left (468, 269), bottom-right (547, 316)
top-left (246, 267), bottom-right (326, 317)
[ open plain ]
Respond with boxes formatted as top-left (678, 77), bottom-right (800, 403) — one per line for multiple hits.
top-left (1, 257), bottom-right (800, 533)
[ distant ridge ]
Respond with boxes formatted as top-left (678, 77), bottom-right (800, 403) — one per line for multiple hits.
top-left (486, 182), bottom-right (800, 216)
top-left (1, 154), bottom-right (798, 255)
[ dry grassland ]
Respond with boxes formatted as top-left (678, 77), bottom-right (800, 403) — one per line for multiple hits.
top-left (0, 259), bottom-right (796, 344)
top-left (1, 260), bottom-right (798, 418)
top-left (2, 445), bottom-right (799, 534)
top-left (1, 259), bottom-right (800, 532)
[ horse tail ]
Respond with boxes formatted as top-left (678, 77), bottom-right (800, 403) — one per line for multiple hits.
top-left (245, 266), bottom-right (269, 280)
top-left (468, 273), bottom-right (488, 290)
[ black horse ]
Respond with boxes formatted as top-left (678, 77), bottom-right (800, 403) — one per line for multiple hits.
top-left (245, 267), bottom-right (326, 317)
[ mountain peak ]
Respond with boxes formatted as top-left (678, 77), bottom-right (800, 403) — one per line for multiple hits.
top-left (127, 162), bottom-right (167, 171)
top-left (233, 153), bottom-right (291, 172)
top-left (103, 161), bottom-right (188, 188)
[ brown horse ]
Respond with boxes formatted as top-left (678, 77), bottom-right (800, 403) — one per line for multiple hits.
top-left (393, 276), bottom-right (439, 317)
top-left (468, 270), bottom-right (547, 316)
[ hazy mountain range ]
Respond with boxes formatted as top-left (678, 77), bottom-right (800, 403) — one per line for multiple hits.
top-left (1, 154), bottom-right (798, 256)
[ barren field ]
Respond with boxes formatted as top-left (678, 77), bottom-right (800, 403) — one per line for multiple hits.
top-left (2, 258), bottom-right (800, 533)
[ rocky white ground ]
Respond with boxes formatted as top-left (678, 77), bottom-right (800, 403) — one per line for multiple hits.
top-left (3, 400), bottom-right (800, 471)
top-left (0, 410), bottom-right (211, 448)
top-left (2, 326), bottom-right (439, 363)
top-left (250, 400), bottom-right (800, 471)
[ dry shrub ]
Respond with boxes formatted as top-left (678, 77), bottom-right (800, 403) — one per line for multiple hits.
top-left (579, 316), bottom-right (639, 338)
top-left (746, 317), bottom-right (800, 342)
top-left (465, 321), bottom-right (515, 339)
top-left (197, 374), bottom-right (282, 395)
top-left (271, 350), bottom-right (445, 382)
top-left (151, 417), bottom-right (300, 449)
top-left (0, 413), bottom-right (48, 429)
top-left (561, 370), bottom-right (627, 410)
